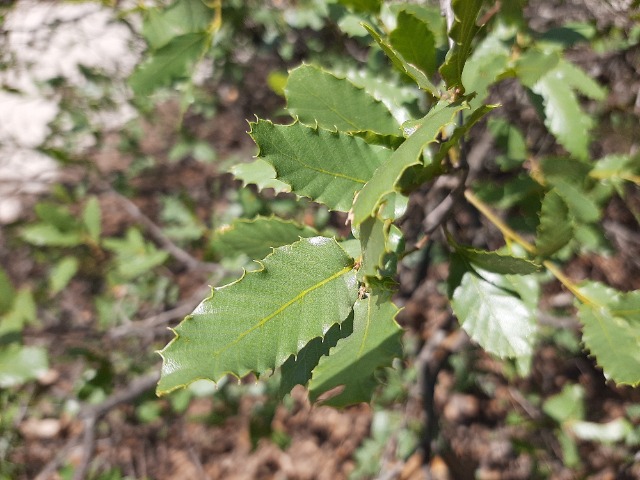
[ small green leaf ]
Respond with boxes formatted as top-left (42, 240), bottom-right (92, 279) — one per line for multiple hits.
top-left (0, 344), bottom-right (48, 388)
top-left (454, 244), bottom-right (541, 275)
top-left (514, 49), bottom-right (560, 88)
top-left (0, 289), bottom-right (37, 338)
top-left (158, 237), bottom-right (358, 394)
top-left (543, 384), bottom-right (585, 423)
top-left (34, 203), bottom-right (77, 231)
top-left (359, 216), bottom-right (391, 279)
top-left (142, 0), bottom-right (214, 49)
top-left (129, 33), bottom-right (210, 96)
top-left (535, 189), bottom-right (574, 257)
top-left (590, 154), bottom-right (640, 186)
top-left (450, 256), bottom-right (537, 361)
top-left (103, 228), bottom-right (169, 279)
top-left (531, 63), bottom-right (596, 161)
top-left (439, 0), bottom-right (485, 93)
top-left (285, 65), bottom-right (401, 136)
top-left (577, 283), bottom-right (640, 386)
top-left (249, 120), bottom-right (391, 212)
top-left (82, 196), bottom-right (101, 243)
top-left (363, 24), bottom-right (438, 95)
top-left (487, 118), bottom-right (527, 171)
top-left (389, 11), bottom-right (437, 76)
top-left (344, 69), bottom-right (422, 125)
top-left (378, 192), bottom-right (409, 221)
top-left (49, 257), bottom-right (80, 296)
top-left (435, 104), bottom-right (498, 164)
top-left (571, 418), bottom-right (633, 444)
top-left (161, 197), bottom-right (204, 243)
top-left (338, 239), bottom-right (362, 260)
top-left (556, 59), bottom-right (607, 101)
top-left (351, 101), bottom-right (467, 225)
top-left (230, 159), bottom-right (291, 194)
top-left (358, 217), bottom-right (403, 280)
top-left (309, 288), bottom-right (403, 407)
top-left (21, 224), bottom-right (83, 247)
top-left (540, 156), bottom-right (591, 182)
top-left (398, 103), bottom-right (496, 192)
top-left (212, 216), bottom-right (318, 260)
top-left (553, 180), bottom-right (600, 223)
top-left (462, 32), bottom-right (510, 108)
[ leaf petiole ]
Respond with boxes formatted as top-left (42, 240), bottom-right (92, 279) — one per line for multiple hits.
top-left (463, 190), bottom-right (536, 253)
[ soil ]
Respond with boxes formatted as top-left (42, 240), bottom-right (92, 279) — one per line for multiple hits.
top-left (3, 1), bottom-right (640, 479)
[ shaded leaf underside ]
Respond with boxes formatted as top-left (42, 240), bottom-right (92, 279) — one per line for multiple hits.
top-left (309, 288), bottom-right (403, 407)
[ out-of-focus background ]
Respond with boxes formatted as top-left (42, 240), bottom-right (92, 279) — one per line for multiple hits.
top-left (1, 1), bottom-right (639, 478)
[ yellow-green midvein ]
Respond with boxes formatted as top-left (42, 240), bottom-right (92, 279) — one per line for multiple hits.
top-left (269, 141), bottom-right (369, 184)
top-left (212, 265), bottom-right (355, 358)
top-left (356, 297), bottom-right (372, 358)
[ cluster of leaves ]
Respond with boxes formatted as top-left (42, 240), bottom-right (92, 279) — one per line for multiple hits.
top-left (158, 0), bottom-right (640, 407)
top-left (2, 0), bottom-right (640, 476)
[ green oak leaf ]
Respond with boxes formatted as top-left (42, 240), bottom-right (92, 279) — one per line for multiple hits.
top-left (285, 65), bottom-right (401, 136)
top-left (552, 180), bottom-right (600, 223)
top-left (577, 282), bottom-right (640, 386)
top-left (129, 33), bottom-right (210, 96)
top-left (157, 237), bottom-right (358, 394)
top-left (49, 256), bottom-right (80, 296)
top-left (230, 159), bottom-right (291, 194)
top-left (0, 344), bottom-right (48, 388)
top-left (20, 224), bottom-right (83, 247)
top-left (398, 103), bottom-right (496, 192)
top-left (351, 101), bottom-right (467, 225)
top-left (439, 0), bottom-right (485, 93)
top-left (389, 11), bottom-right (437, 77)
top-left (531, 60), bottom-right (602, 161)
top-left (590, 154), bottom-right (640, 187)
top-left (103, 228), bottom-right (169, 279)
top-left (309, 288), bottom-right (403, 407)
top-left (142, 0), bottom-right (214, 49)
top-left (556, 59), bottom-right (606, 101)
top-left (82, 196), bottom-right (101, 243)
top-left (359, 217), bottom-right (404, 280)
top-left (211, 216), bottom-right (318, 260)
top-left (450, 255), bottom-right (537, 361)
top-left (249, 120), bottom-right (392, 212)
top-left (535, 189), bottom-right (574, 257)
top-left (0, 288), bottom-right (36, 338)
top-left (344, 69), bottom-right (422, 125)
top-left (514, 49), bottom-right (560, 88)
top-left (363, 24), bottom-right (438, 95)
top-left (454, 245), bottom-right (541, 275)
top-left (487, 118), bottom-right (527, 171)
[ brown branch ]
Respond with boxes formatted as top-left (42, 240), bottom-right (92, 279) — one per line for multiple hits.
top-left (415, 328), bottom-right (468, 462)
top-left (108, 284), bottom-right (215, 339)
top-left (108, 188), bottom-right (218, 272)
top-left (423, 171), bottom-right (467, 235)
top-left (79, 371), bottom-right (160, 420)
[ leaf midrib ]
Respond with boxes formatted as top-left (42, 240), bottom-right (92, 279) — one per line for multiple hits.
top-left (212, 265), bottom-right (354, 358)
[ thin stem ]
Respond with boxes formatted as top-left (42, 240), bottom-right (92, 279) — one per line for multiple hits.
top-left (463, 190), bottom-right (536, 253)
top-left (589, 170), bottom-right (640, 185)
top-left (542, 260), bottom-right (599, 307)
